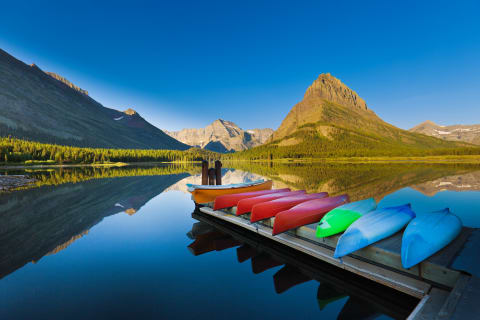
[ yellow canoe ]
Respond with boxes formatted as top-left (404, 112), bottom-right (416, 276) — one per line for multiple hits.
top-left (190, 180), bottom-right (273, 204)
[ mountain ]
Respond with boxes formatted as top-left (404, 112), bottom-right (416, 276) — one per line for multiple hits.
top-left (234, 73), bottom-right (468, 158)
top-left (166, 119), bottom-right (273, 152)
top-left (0, 49), bottom-right (189, 150)
top-left (410, 121), bottom-right (480, 145)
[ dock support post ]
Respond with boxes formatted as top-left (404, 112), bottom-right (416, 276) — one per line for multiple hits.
top-left (215, 160), bottom-right (222, 185)
top-left (201, 160), bottom-right (208, 185)
top-left (208, 168), bottom-right (216, 185)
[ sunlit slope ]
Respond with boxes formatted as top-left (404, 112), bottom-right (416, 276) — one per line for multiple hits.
top-left (231, 74), bottom-right (472, 158)
top-left (0, 49), bottom-right (189, 150)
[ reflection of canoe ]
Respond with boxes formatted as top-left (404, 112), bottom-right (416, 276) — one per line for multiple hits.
top-left (316, 198), bottom-right (377, 238)
top-left (337, 297), bottom-right (379, 320)
top-left (316, 283), bottom-right (347, 310)
top-left (186, 221), bottom-right (216, 239)
top-left (213, 187), bottom-right (289, 210)
top-left (236, 190), bottom-right (305, 216)
top-left (236, 244), bottom-right (259, 263)
top-left (250, 192), bottom-right (329, 223)
top-left (272, 195), bottom-right (349, 235)
top-left (187, 230), bottom-right (226, 256)
top-left (251, 253), bottom-right (283, 274)
top-left (191, 180), bottom-right (274, 204)
top-left (273, 265), bottom-right (312, 294)
top-left (334, 204), bottom-right (415, 258)
top-left (213, 237), bottom-right (241, 251)
top-left (401, 208), bottom-right (462, 269)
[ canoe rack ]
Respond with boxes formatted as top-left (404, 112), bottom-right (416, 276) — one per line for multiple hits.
top-left (196, 204), bottom-right (480, 319)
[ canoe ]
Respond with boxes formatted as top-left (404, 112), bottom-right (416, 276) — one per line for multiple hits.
top-left (250, 192), bottom-right (329, 223)
top-left (272, 194), bottom-right (349, 235)
top-left (236, 190), bottom-right (306, 215)
top-left (316, 198), bottom-right (377, 238)
top-left (187, 179), bottom-right (264, 191)
top-left (401, 208), bottom-right (461, 269)
top-left (213, 187), bottom-right (289, 210)
top-left (334, 204), bottom-right (415, 258)
top-left (190, 180), bottom-right (273, 204)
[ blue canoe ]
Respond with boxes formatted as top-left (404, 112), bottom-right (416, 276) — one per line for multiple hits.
top-left (401, 208), bottom-right (462, 269)
top-left (334, 204), bottom-right (415, 259)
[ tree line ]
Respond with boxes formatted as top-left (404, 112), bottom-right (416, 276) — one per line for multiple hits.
top-left (0, 137), bottom-right (219, 164)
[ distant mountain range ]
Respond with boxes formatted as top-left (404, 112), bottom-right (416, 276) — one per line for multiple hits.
top-left (232, 73), bottom-right (468, 158)
top-left (409, 120), bottom-right (480, 145)
top-left (0, 49), bottom-right (188, 150)
top-left (166, 119), bottom-right (273, 152)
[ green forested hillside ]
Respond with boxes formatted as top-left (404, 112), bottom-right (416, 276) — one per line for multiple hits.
top-left (0, 137), bottom-right (217, 164)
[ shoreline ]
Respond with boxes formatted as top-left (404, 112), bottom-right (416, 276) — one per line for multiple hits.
top-left (0, 161), bottom-right (203, 170)
top-left (0, 175), bottom-right (36, 192)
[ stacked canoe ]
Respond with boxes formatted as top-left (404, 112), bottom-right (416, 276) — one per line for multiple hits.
top-left (189, 180), bottom-right (463, 269)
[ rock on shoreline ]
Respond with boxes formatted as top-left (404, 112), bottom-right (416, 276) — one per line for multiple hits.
top-left (0, 175), bottom-right (35, 192)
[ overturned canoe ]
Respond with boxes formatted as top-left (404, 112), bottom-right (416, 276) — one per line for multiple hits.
top-left (250, 192), bottom-right (329, 223)
top-left (272, 194), bottom-right (349, 235)
top-left (190, 180), bottom-right (273, 204)
top-left (334, 204), bottom-right (415, 258)
top-left (316, 198), bottom-right (377, 238)
top-left (213, 187), bottom-right (289, 210)
top-left (401, 208), bottom-right (462, 269)
top-left (236, 190), bottom-right (306, 216)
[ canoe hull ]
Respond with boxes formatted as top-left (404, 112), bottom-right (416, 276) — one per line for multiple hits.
top-left (250, 192), bottom-right (329, 223)
top-left (401, 208), bottom-right (462, 269)
top-left (236, 190), bottom-right (306, 215)
top-left (272, 194), bottom-right (349, 235)
top-left (334, 204), bottom-right (415, 258)
top-left (316, 198), bottom-right (377, 238)
top-left (212, 187), bottom-right (289, 210)
top-left (191, 180), bottom-right (274, 204)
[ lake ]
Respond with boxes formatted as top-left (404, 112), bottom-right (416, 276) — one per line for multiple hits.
top-left (1, 162), bottom-right (480, 319)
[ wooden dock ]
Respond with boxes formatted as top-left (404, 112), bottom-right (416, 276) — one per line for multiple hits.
top-left (197, 204), bottom-right (480, 319)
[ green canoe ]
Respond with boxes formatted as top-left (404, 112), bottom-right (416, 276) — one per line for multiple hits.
top-left (316, 198), bottom-right (377, 238)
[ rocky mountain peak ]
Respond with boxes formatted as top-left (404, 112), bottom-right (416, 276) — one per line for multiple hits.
top-left (304, 73), bottom-right (369, 112)
top-left (166, 119), bottom-right (273, 152)
top-left (45, 71), bottom-right (89, 96)
top-left (123, 108), bottom-right (137, 116)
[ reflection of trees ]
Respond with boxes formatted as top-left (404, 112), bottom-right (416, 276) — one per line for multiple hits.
top-left (226, 162), bottom-right (480, 201)
top-left (3, 164), bottom-right (200, 190)
top-left (0, 173), bottom-right (189, 279)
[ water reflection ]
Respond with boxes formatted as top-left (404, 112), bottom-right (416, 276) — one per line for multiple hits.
top-left (1, 162), bottom-right (480, 319)
top-left (0, 171), bottom-right (189, 279)
top-left (189, 212), bottom-right (418, 319)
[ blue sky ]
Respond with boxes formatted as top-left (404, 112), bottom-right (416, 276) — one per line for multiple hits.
top-left (1, 0), bottom-right (479, 131)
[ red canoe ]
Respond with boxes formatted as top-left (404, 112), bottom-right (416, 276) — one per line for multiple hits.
top-left (236, 190), bottom-right (306, 216)
top-left (250, 192), bottom-right (329, 223)
top-left (272, 194), bottom-right (349, 235)
top-left (213, 188), bottom-right (290, 210)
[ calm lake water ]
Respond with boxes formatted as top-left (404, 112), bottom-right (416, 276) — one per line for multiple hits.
top-left (1, 162), bottom-right (480, 319)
